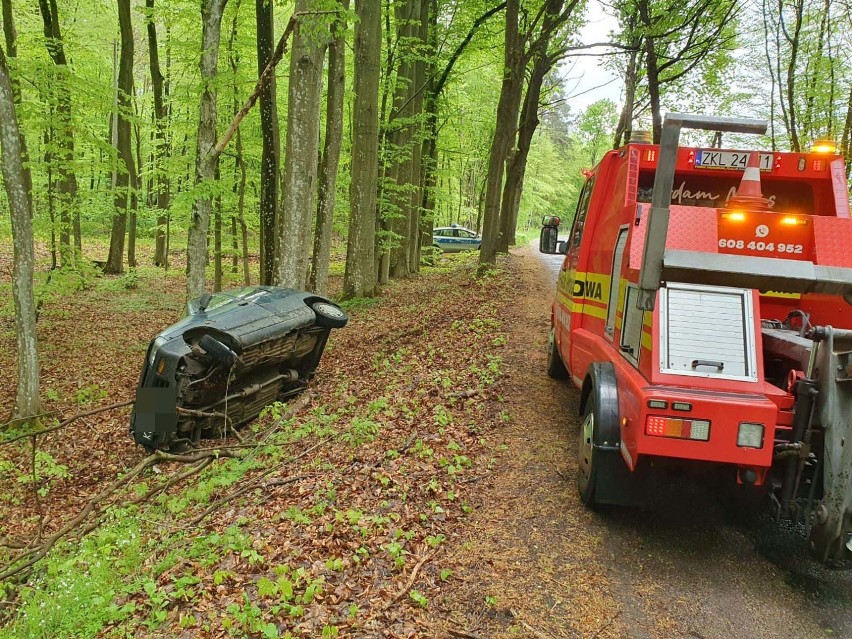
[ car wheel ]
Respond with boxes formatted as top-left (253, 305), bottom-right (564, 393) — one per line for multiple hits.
top-left (546, 327), bottom-right (568, 379)
top-left (310, 301), bottom-right (348, 329)
top-left (577, 394), bottom-right (599, 507)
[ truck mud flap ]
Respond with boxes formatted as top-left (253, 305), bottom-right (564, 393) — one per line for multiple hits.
top-left (811, 327), bottom-right (852, 561)
top-left (594, 444), bottom-right (644, 507)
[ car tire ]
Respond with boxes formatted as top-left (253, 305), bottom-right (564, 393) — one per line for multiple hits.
top-left (310, 301), bottom-right (348, 329)
top-left (546, 327), bottom-right (568, 379)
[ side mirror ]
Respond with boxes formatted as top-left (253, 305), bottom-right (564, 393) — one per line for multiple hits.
top-left (539, 226), bottom-right (558, 254)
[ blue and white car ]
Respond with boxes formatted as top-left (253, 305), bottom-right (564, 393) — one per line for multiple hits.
top-left (432, 225), bottom-right (482, 253)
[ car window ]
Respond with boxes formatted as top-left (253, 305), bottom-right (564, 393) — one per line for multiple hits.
top-left (459, 230), bottom-right (475, 238)
top-left (448, 229), bottom-right (460, 237)
top-left (434, 229), bottom-right (447, 237)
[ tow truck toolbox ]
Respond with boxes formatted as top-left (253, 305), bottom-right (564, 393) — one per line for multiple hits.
top-left (540, 113), bottom-right (852, 563)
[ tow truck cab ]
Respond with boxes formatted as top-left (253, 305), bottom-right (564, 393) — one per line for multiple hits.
top-left (541, 113), bottom-right (852, 562)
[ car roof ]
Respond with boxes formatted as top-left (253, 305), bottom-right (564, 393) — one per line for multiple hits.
top-left (434, 226), bottom-right (477, 232)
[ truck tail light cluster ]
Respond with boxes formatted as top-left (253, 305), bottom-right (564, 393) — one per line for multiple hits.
top-left (737, 422), bottom-right (765, 448)
top-left (645, 416), bottom-right (711, 441)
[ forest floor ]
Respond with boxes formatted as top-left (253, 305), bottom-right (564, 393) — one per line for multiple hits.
top-left (0, 242), bottom-right (851, 638)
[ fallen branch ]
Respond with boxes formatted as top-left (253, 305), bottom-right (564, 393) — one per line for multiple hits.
top-left (0, 400), bottom-right (134, 447)
top-left (383, 550), bottom-right (437, 610)
top-left (0, 447), bottom-right (240, 582)
top-left (211, 10), bottom-right (341, 161)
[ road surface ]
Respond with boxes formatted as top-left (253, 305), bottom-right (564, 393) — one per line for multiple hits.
top-left (433, 245), bottom-right (852, 639)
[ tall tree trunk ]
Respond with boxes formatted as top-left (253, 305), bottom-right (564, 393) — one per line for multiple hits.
top-left (147, 0), bottom-right (171, 268)
top-left (38, 0), bottom-right (78, 267)
top-left (479, 0), bottom-right (523, 267)
top-left (277, 1), bottom-right (329, 288)
top-left (386, 0), bottom-right (420, 279)
top-left (637, 0), bottom-right (662, 143)
top-left (614, 27), bottom-right (640, 148)
top-left (2, 0), bottom-right (32, 204)
top-left (0, 44), bottom-right (39, 421)
top-left (343, 0), bottom-right (380, 298)
top-left (498, 53), bottom-right (550, 252)
top-left (105, 0), bottom-right (137, 275)
top-left (229, 0), bottom-right (250, 285)
top-left (781, 0), bottom-right (805, 152)
top-left (310, 0), bottom-right (348, 296)
top-left (256, 0), bottom-right (280, 284)
top-left (406, 0), bottom-right (429, 274)
top-left (186, 0), bottom-right (228, 300)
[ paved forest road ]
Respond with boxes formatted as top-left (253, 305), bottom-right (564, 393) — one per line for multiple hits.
top-left (430, 246), bottom-right (852, 639)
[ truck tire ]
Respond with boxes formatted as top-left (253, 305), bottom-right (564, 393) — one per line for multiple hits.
top-left (547, 327), bottom-right (568, 379)
top-left (577, 362), bottom-right (637, 507)
top-left (578, 393), bottom-right (601, 506)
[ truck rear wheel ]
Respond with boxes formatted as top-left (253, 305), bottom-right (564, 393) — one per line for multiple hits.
top-left (578, 394), bottom-right (599, 506)
top-left (547, 327), bottom-right (568, 379)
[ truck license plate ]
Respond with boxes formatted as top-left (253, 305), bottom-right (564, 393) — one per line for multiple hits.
top-left (696, 150), bottom-right (773, 171)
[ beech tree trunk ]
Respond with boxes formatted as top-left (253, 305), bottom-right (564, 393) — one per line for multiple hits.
top-left (1, 0), bottom-right (32, 203)
top-left (0, 44), bottom-right (40, 421)
top-left (278, 0), bottom-right (329, 288)
top-left (310, 0), bottom-right (349, 296)
top-left (229, 0), bottom-right (250, 285)
top-left (186, 0), bottom-right (228, 300)
top-left (343, 0), bottom-right (380, 299)
top-left (147, 0), bottom-right (171, 268)
top-left (386, 0), bottom-right (420, 279)
top-left (406, 0), bottom-right (429, 274)
top-left (38, 0), bottom-right (79, 266)
top-left (479, 0), bottom-right (523, 267)
top-left (498, 53), bottom-right (551, 252)
top-left (105, 0), bottom-right (138, 275)
top-left (256, 0), bottom-right (280, 284)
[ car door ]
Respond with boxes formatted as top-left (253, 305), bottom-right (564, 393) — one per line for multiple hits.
top-left (457, 229), bottom-right (479, 250)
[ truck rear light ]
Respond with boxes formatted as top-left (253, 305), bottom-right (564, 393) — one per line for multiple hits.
top-left (647, 399), bottom-right (667, 409)
top-left (645, 416), bottom-right (710, 441)
top-left (672, 402), bottom-right (692, 411)
top-left (737, 422), bottom-right (765, 448)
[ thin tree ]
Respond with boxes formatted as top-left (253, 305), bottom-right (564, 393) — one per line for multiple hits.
top-left (105, 0), bottom-right (138, 275)
top-left (38, 0), bottom-right (79, 265)
top-left (310, 0), bottom-right (349, 296)
top-left (229, 0), bottom-right (250, 284)
top-left (278, 0), bottom-right (330, 288)
top-left (147, 0), bottom-right (171, 268)
top-left (0, 43), bottom-right (40, 421)
top-left (343, 0), bottom-right (381, 298)
top-left (256, 0), bottom-right (280, 284)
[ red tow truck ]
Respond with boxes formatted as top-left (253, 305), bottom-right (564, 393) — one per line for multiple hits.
top-left (539, 113), bottom-right (852, 562)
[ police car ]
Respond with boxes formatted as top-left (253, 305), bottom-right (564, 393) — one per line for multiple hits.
top-left (432, 224), bottom-right (482, 253)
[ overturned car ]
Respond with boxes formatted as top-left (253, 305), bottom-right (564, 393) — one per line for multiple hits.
top-left (131, 286), bottom-right (348, 451)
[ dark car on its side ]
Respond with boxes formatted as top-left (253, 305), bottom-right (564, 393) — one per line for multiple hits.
top-left (131, 286), bottom-right (348, 451)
